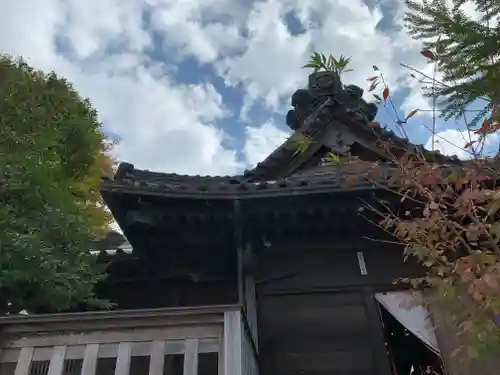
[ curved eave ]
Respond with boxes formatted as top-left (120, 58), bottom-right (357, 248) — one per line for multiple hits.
top-left (100, 172), bottom-right (387, 201)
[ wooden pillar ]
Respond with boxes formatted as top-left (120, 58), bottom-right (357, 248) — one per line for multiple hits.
top-left (14, 347), bottom-right (34, 375)
top-left (362, 288), bottom-right (393, 375)
top-left (114, 342), bottom-right (131, 375)
top-left (47, 346), bottom-right (66, 375)
top-left (81, 344), bottom-right (99, 375)
top-left (233, 200), bottom-right (245, 308)
top-left (243, 244), bottom-right (258, 348)
top-left (223, 310), bottom-right (243, 375)
top-left (183, 339), bottom-right (199, 375)
top-left (149, 341), bottom-right (166, 375)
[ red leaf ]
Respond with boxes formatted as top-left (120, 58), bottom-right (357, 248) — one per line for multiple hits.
top-left (474, 119), bottom-right (492, 134)
top-left (382, 87), bottom-right (389, 101)
top-left (421, 50), bottom-right (436, 60)
top-left (366, 76), bottom-right (378, 81)
top-left (368, 121), bottom-right (380, 127)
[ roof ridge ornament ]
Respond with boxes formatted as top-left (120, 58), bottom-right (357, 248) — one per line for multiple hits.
top-left (115, 162), bottom-right (134, 180)
top-left (286, 71), bottom-right (378, 132)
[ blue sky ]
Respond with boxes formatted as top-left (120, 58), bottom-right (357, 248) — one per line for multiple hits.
top-left (1, 0), bottom-right (494, 176)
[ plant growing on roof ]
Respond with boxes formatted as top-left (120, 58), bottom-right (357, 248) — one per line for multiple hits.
top-left (0, 55), bottom-right (116, 313)
top-left (302, 52), bottom-right (353, 75)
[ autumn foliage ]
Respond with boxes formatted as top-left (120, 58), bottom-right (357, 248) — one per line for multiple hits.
top-left (364, 64), bottom-right (500, 358)
top-left (302, 47), bottom-right (500, 358)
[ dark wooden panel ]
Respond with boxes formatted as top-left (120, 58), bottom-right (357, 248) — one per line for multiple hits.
top-left (362, 244), bottom-right (424, 283)
top-left (260, 293), bottom-right (367, 331)
top-left (256, 240), bottom-right (424, 293)
top-left (270, 350), bottom-right (373, 374)
top-left (97, 279), bottom-right (238, 309)
top-left (258, 292), bottom-right (377, 375)
top-left (256, 249), bottom-right (364, 292)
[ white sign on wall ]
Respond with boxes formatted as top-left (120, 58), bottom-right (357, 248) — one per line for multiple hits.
top-left (357, 251), bottom-right (368, 275)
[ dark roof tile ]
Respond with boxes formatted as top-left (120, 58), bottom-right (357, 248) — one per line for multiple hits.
top-left (101, 160), bottom-right (398, 199)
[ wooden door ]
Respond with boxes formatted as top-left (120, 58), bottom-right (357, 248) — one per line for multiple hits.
top-left (258, 291), bottom-right (384, 375)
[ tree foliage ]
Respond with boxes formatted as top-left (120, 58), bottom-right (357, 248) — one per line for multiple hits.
top-left (0, 55), bottom-right (115, 313)
top-left (405, 0), bottom-right (500, 127)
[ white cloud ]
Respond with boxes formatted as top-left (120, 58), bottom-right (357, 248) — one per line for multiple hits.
top-left (243, 121), bottom-right (290, 167)
top-left (1, 0), bottom-right (493, 180)
top-left (213, 0), bottom-right (431, 118)
top-left (69, 62), bottom-right (241, 175)
top-left (425, 129), bottom-right (499, 159)
top-left (148, 0), bottom-right (247, 64)
top-left (216, 0), bottom-right (312, 117)
top-left (0, 0), bottom-right (242, 176)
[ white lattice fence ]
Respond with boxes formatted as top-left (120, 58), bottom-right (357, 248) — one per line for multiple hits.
top-left (0, 306), bottom-right (257, 375)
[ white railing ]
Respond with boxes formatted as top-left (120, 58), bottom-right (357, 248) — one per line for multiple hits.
top-left (0, 305), bottom-right (258, 375)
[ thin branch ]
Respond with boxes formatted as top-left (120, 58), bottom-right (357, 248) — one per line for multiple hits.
top-left (362, 235), bottom-right (405, 246)
top-left (400, 63), bottom-right (491, 103)
top-left (420, 122), bottom-right (476, 157)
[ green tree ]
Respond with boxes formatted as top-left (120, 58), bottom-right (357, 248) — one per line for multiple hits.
top-left (405, 0), bottom-right (500, 127)
top-left (0, 55), bottom-right (115, 313)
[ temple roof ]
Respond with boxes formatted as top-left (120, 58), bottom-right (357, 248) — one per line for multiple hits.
top-left (102, 160), bottom-right (396, 200)
top-left (102, 71), bottom-right (464, 203)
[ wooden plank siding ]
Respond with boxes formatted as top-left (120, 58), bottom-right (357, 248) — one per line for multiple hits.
top-left (0, 305), bottom-right (258, 375)
top-left (256, 241), bottom-right (422, 293)
top-left (255, 242), bottom-right (407, 375)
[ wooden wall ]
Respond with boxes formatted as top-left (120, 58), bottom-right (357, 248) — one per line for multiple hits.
top-left (258, 291), bottom-right (380, 375)
top-left (97, 279), bottom-right (238, 310)
top-left (254, 239), bottom-right (422, 375)
top-left (255, 240), bottom-right (422, 292)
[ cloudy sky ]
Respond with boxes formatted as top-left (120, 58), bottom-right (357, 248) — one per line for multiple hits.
top-left (1, 0), bottom-right (494, 176)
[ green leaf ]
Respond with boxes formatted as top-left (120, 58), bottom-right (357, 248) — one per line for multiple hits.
top-left (302, 63), bottom-right (319, 69)
top-left (290, 134), bottom-right (313, 156)
top-left (324, 152), bottom-right (341, 165)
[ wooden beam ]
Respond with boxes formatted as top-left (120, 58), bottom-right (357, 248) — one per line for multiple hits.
top-left (6, 324), bottom-right (222, 348)
top-left (0, 304), bottom-right (234, 328)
